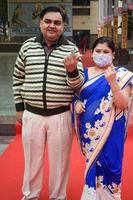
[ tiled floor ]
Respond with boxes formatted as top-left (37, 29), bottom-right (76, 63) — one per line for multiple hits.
top-left (0, 53), bottom-right (16, 116)
top-left (0, 53), bottom-right (17, 155)
top-left (0, 136), bottom-right (14, 156)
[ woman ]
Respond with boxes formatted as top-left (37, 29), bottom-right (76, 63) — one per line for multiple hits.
top-left (73, 36), bottom-right (133, 200)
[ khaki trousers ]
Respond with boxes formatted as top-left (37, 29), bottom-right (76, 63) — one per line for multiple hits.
top-left (22, 110), bottom-right (73, 200)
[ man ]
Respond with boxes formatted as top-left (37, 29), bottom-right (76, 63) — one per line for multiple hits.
top-left (13, 6), bottom-right (84, 200)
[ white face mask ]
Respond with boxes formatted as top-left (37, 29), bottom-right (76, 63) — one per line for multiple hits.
top-left (92, 54), bottom-right (113, 67)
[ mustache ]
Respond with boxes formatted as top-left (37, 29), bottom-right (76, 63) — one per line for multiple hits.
top-left (47, 27), bottom-right (57, 31)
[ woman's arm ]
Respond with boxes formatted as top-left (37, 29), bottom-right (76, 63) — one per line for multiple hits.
top-left (105, 66), bottom-right (131, 109)
top-left (75, 100), bottom-right (85, 114)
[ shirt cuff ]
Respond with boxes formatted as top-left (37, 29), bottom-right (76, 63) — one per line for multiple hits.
top-left (66, 68), bottom-right (79, 78)
top-left (15, 102), bottom-right (25, 112)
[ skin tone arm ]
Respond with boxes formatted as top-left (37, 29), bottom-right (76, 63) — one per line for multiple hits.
top-left (75, 101), bottom-right (85, 114)
top-left (16, 111), bottom-right (23, 124)
top-left (105, 66), bottom-right (131, 109)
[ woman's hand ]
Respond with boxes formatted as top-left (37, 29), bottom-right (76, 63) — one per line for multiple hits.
top-left (16, 111), bottom-right (24, 124)
top-left (75, 101), bottom-right (85, 114)
top-left (104, 65), bottom-right (121, 93)
top-left (104, 65), bottom-right (117, 85)
top-left (104, 65), bottom-right (131, 109)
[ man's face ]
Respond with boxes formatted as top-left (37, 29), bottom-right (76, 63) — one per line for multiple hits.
top-left (39, 12), bottom-right (64, 45)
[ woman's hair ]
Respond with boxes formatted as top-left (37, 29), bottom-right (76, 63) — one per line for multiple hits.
top-left (92, 36), bottom-right (116, 53)
top-left (39, 6), bottom-right (66, 22)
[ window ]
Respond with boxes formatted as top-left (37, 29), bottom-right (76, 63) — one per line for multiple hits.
top-left (73, 0), bottom-right (90, 6)
top-left (73, 8), bottom-right (90, 15)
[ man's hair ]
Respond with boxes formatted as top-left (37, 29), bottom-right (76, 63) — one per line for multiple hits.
top-left (40, 6), bottom-right (66, 22)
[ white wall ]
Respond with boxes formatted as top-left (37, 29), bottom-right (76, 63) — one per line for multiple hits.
top-left (73, 1), bottom-right (99, 34)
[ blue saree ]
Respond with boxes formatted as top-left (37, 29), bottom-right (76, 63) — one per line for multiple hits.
top-left (73, 67), bottom-right (133, 200)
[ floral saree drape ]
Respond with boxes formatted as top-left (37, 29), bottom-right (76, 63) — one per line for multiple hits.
top-left (73, 67), bottom-right (133, 200)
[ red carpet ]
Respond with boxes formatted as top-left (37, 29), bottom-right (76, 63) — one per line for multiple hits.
top-left (0, 123), bottom-right (85, 200)
top-left (0, 122), bottom-right (132, 200)
top-left (81, 49), bottom-right (95, 67)
top-left (121, 123), bottom-right (133, 200)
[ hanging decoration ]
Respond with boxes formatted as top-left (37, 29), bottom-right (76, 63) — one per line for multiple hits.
top-left (128, 2), bottom-right (133, 11)
top-left (121, 9), bottom-right (128, 49)
top-left (96, 15), bottom-right (113, 37)
top-left (96, 1), bottom-right (132, 46)
top-left (113, 16), bottom-right (118, 48)
top-left (114, 1), bottom-right (133, 15)
top-left (114, 7), bottom-right (123, 16)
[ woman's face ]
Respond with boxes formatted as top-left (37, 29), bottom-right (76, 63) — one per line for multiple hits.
top-left (92, 42), bottom-right (115, 68)
top-left (93, 42), bottom-right (114, 57)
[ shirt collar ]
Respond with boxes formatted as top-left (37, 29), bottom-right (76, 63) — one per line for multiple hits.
top-left (35, 33), bottom-right (69, 46)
